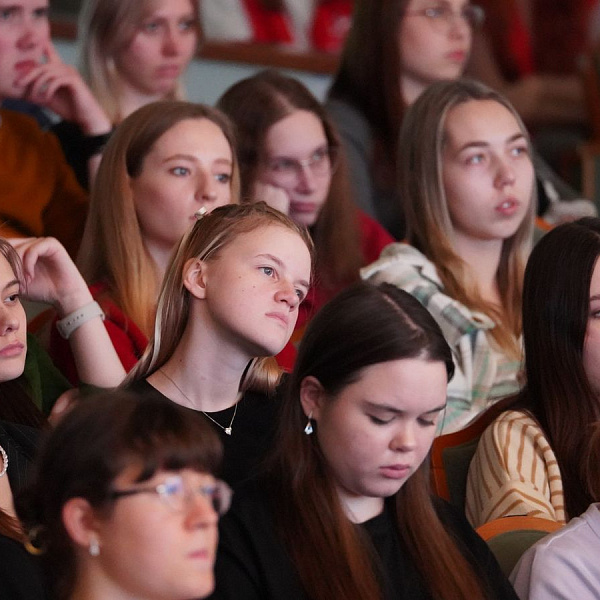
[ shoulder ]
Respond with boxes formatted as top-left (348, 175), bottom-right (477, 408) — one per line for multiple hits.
top-left (360, 242), bottom-right (435, 283)
top-left (325, 97), bottom-right (370, 133)
top-left (485, 410), bottom-right (549, 449)
top-left (0, 109), bottom-right (59, 149)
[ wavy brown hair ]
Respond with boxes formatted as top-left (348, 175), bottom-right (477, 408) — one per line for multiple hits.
top-left (217, 69), bottom-right (362, 292)
top-left (266, 281), bottom-right (492, 599)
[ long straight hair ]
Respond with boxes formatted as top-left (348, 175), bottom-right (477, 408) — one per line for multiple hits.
top-left (509, 218), bottom-right (600, 518)
top-left (266, 281), bottom-right (490, 599)
top-left (217, 69), bottom-right (362, 291)
top-left (400, 79), bottom-right (535, 359)
top-left (328, 0), bottom-right (408, 186)
top-left (125, 202), bottom-right (313, 394)
top-left (77, 101), bottom-right (240, 338)
top-left (78, 0), bottom-right (199, 122)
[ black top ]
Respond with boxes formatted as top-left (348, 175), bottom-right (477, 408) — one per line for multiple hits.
top-left (127, 379), bottom-right (280, 488)
top-left (0, 421), bottom-right (47, 600)
top-left (211, 482), bottom-right (519, 600)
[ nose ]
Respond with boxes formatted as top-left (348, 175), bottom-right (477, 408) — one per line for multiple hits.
top-left (296, 163), bottom-right (317, 192)
top-left (0, 307), bottom-right (20, 337)
top-left (162, 25), bottom-right (184, 57)
top-left (195, 171), bottom-right (218, 205)
top-left (184, 491), bottom-right (219, 528)
top-left (16, 20), bottom-right (40, 51)
top-left (448, 13), bottom-right (470, 39)
top-left (494, 156), bottom-right (516, 188)
top-left (275, 279), bottom-right (300, 310)
top-left (390, 421), bottom-right (417, 453)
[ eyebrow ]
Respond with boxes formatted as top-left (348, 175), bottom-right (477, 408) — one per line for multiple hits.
top-left (363, 400), bottom-right (447, 415)
top-left (3, 279), bottom-right (20, 293)
top-left (454, 133), bottom-right (527, 153)
top-left (590, 294), bottom-right (600, 302)
top-left (256, 253), bottom-right (310, 289)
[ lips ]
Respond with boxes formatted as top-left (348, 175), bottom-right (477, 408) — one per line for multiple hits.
top-left (156, 65), bottom-right (181, 78)
top-left (495, 198), bottom-right (520, 217)
top-left (266, 312), bottom-right (289, 327)
top-left (379, 465), bottom-right (411, 480)
top-left (0, 341), bottom-right (25, 358)
top-left (14, 60), bottom-right (37, 76)
top-left (446, 50), bottom-right (467, 63)
top-left (290, 202), bottom-right (318, 214)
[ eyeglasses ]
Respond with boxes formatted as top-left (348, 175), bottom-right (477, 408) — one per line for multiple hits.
top-left (404, 4), bottom-right (485, 31)
top-left (110, 475), bottom-right (233, 515)
top-left (264, 146), bottom-right (338, 185)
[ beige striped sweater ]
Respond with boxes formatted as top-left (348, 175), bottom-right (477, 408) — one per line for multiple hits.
top-left (465, 410), bottom-right (566, 527)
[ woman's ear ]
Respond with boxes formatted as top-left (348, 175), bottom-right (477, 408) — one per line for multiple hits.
top-left (300, 376), bottom-right (326, 421)
top-left (182, 257), bottom-right (208, 299)
top-left (61, 497), bottom-right (101, 551)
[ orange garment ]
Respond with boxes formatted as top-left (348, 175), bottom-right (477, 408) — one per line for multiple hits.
top-left (0, 109), bottom-right (88, 258)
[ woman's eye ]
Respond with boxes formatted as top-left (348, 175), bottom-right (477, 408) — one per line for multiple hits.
top-left (261, 266), bottom-right (275, 277)
top-left (143, 21), bottom-right (160, 33)
top-left (369, 415), bottom-right (393, 425)
top-left (215, 173), bottom-right (231, 184)
top-left (5, 293), bottom-right (19, 304)
top-left (171, 167), bottom-right (190, 176)
top-left (271, 159), bottom-right (295, 173)
top-left (179, 18), bottom-right (197, 31)
top-left (0, 7), bottom-right (17, 20)
top-left (417, 417), bottom-right (436, 427)
top-left (424, 6), bottom-right (446, 18)
top-left (295, 289), bottom-right (305, 301)
top-left (511, 145), bottom-right (529, 157)
top-left (465, 154), bottom-right (484, 165)
top-left (33, 6), bottom-right (48, 19)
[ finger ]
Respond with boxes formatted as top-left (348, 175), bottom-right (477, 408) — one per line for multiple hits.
top-left (43, 40), bottom-right (62, 65)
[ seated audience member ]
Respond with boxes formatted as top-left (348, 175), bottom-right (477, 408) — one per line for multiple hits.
top-left (0, 237), bottom-right (124, 428)
top-left (49, 101), bottom-right (238, 383)
top-left (510, 504), bottom-right (600, 599)
top-left (17, 390), bottom-right (227, 600)
top-left (212, 282), bottom-right (518, 600)
top-left (52, 0), bottom-right (200, 189)
top-left (217, 69), bottom-right (393, 368)
top-left (326, 0), bottom-right (592, 239)
top-left (362, 79), bottom-right (534, 433)
top-left (0, 0), bottom-right (107, 257)
top-left (125, 203), bottom-right (313, 487)
top-left (466, 218), bottom-right (600, 527)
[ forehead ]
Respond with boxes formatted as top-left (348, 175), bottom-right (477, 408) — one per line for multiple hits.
top-left (443, 99), bottom-right (523, 146)
top-left (265, 110), bottom-right (328, 155)
top-left (590, 258), bottom-right (600, 296)
top-left (143, 0), bottom-right (195, 17)
top-left (149, 118), bottom-right (232, 156)
top-left (0, 254), bottom-right (17, 284)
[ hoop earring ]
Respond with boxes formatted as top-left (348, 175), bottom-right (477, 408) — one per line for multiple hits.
top-left (304, 411), bottom-right (313, 435)
top-left (89, 537), bottom-right (100, 557)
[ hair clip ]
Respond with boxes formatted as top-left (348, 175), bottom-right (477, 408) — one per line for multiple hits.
top-left (194, 207), bottom-right (208, 220)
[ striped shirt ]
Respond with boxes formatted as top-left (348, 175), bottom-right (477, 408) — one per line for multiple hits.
top-left (465, 410), bottom-right (566, 527)
top-left (361, 243), bottom-right (522, 433)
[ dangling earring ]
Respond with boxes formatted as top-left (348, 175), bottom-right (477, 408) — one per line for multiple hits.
top-left (89, 537), bottom-right (100, 557)
top-left (304, 411), bottom-right (313, 435)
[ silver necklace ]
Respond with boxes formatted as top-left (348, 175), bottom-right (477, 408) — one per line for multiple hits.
top-left (159, 369), bottom-right (238, 435)
top-left (0, 444), bottom-right (7, 478)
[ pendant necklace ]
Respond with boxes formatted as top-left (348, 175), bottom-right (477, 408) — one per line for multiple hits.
top-left (159, 368), bottom-right (238, 435)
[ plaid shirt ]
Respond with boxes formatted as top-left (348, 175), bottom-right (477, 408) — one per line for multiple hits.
top-left (361, 243), bottom-right (522, 433)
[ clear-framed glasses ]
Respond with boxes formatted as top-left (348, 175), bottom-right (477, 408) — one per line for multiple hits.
top-left (264, 145), bottom-right (338, 185)
top-left (404, 3), bottom-right (485, 31)
top-left (110, 475), bottom-right (233, 516)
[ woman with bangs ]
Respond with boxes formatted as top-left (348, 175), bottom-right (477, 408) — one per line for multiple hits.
top-left (212, 281), bottom-right (518, 600)
top-left (48, 101), bottom-right (238, 383)
top-left (17, 390), bottom-right (227, 600)
top-left (48, 0), bottom-right (201, 189)
top-left (363, 79), bottom-right (535, 433)
top-left (217, 70), bottom-right (393, 368)
top-left (125, 203), bottom-right (313, 487)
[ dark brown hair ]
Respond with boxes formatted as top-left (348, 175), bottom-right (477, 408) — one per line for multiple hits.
top-left (17, 389), bottom-right (222, 600)
top-left (508, 217), bottom-right (600, 518)
top-left (217, 69), bottom-right (362, 291)
top-left (266, 281), bottom-right (490, 599)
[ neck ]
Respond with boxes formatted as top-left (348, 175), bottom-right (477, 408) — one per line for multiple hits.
top-left (452, 235), bottom-right (503, 306)
top-left (70, 565), bottom-right (138, 600)
top-left (147, 309), bottom-right (253, 412)
top-left (144, 239), bottom-right (172, 284)
top-left (337, 488), bottom-right (384, 524)
top-left (115, 79), bottom-right (166, 122)
top-left (400, 75), bottom-right (428, 106)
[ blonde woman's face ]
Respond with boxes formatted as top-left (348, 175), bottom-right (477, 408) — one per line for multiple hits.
top-left (130, 117), bottom-right (234, 251)
top-left (114, 0), bottom-right (197, 97)
top-left (441, 99), bottom-right (534, 248)
top-left (0, 0), bottom-right (49, 99)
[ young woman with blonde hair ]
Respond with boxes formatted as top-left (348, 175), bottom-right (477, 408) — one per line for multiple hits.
top-left (49, 101), bottom-right (238, 382)
top-left (363, 79), bottom-right (535, 433)
top-left (217, 70), bottom-right (393, 368)
top-left (125, 202), bottom-right (313, 487)
top-left (213, 281), bottom-right (518, 599)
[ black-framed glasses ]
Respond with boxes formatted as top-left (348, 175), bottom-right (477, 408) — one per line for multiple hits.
top-left (264, 145), bottom-right (339, 185)
top-left (404, 3), bottom-right (485, 31)
top-left (110, 475), bottom-right (232, 515)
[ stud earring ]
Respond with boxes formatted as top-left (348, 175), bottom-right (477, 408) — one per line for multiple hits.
top-left (194, 206), bottom-right (208, 220)
top-left (304, 411), bottom-right (313, 435)
top-left (89, 537), bottom-right (100, 557)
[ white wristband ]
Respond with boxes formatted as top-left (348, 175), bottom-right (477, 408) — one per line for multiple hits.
top-left (56, 301), bottom-right (105, 340)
